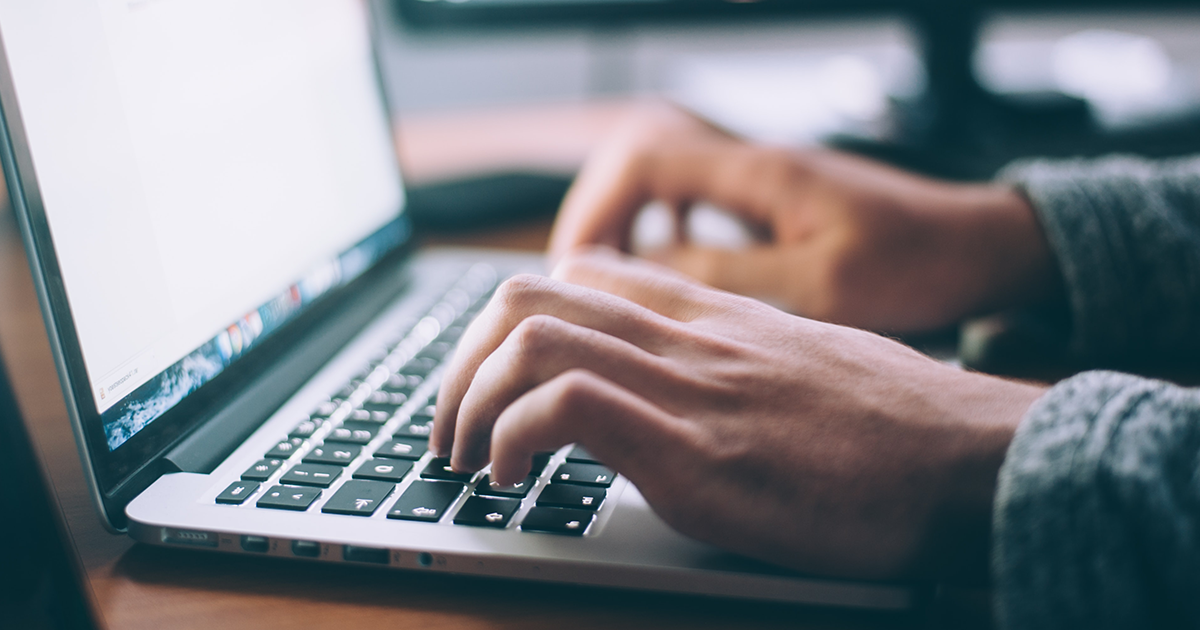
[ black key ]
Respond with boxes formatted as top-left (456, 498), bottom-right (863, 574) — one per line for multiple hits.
top-left (536, 483), bottom-right (605, 510)
top-left (337, 381), bottom-right (366, 400)
top-left (387, 480), bottom-right (464, 522)
top-left (265, 437), bottom-right (305, 459)
top-left (345, 408), bottom-right (391, 424)
top-left (420, 457), bottom-right (475, 482)
top-left (279, 463), bottom-right (342, 488)
top-left (394, 419), bottom-right (433, 440)
top-left (289, 419), bottom-right (322, 440)
top-left (353, 458), bottom-right (413, 482)
top-left (475, 475), bottom-right (536, 498)
top-left (256, 485), bottom-right (321, 511)
top-left (453, 496), bottom-right (520, 528)
top-left (321, 480), bottom-right (393, 516)
top-left (375, 437), bottom-right (428, 460)
top-left (362, 390), bottom-right (407, 414)
top-left (551, 463), bottom-right (615, 487)
top-left (380, 373), bottom-right (422, 395)
top-left (216, 480), bottom-right (260, 505)
top-left (521, 507), bottom-right (594, 536)
top-left (310, 400), bottom-right (341, 419)
top-left (399, 357), bottom-right (438, 376)
top-left (566, 445), bottom-right (602, 464)
top-left (529, 452), bottom-right (553, 476)
top-left (303, 444), bottom-right (361, 466)
top-left (436, 324), bottom-right (466, 344)
top-left (241, 458), bottom-right (284, 481)
top-left (410, 405), bottom-right (436, 423)
top-left (416, 341), bottom-right (453, 362)
top-left (325, 421), bottom-right (379, 445)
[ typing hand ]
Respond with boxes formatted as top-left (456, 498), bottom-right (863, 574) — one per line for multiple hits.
top-left (548, 103), bottom-right (1059, 333)
top-left (432, 248), bottom-right (1046, 580)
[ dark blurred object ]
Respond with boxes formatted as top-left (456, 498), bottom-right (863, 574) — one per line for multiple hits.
top-left (0, 358), bottom-right (100, 630)
top-left (406, 171), bottom-right (574, 233)
top-left (393, 0), bottom-right (1200, 185)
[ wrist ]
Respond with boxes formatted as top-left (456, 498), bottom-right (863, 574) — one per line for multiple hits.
top-left (922, 372), bottom-right (1047, 583)
top-left (952, 184), bottom-right (1063, 317)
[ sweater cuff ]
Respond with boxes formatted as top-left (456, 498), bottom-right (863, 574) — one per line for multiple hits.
top-left (992, 370), bottom-right (1196, 629)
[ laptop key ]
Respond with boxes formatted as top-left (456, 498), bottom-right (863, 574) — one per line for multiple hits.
top-left (303, 444), bottom-right (361, 466)
top-left (256, 485), bottom-right (321, 511)
top-left (535, 483), bottom-right (605, 510)
top-left (345, 408), bottom-right (391, 424)
top-left (321, 480), bottom-right (393, 516)
top-left (325, 421), bottom-right (379, 445)
top-left (475, 475), bottom-right (536, 498)
top-left (551, 463), bottom-right (615, 487)
top-left (289, 419), bottom-right (322, 440)
top-left (310, 400), bottom-right (341, 419)
top-left (352, 458), bottom-right (413, 482)
top-left (362, 390), bottom-right (407, 413)
top-left (279, 463), bottom-right (342, 488)
top-left (565, 445), bottom-right (602, 464)
top-left (394, 420), bottom-right (433, 440)
top-left (529, 452), bottom-right (553, 476)
top-left (399, 357), bottom-right (438, 377)
top-left (387, 480), bottom-right (465, 522)
top-left (241, 458), bottom-right (284, 481)
top-left (520, 507), bottom-right (594, 536)
top-left (216, 480), bottom-right (260, 505)
top-left (380, 373), bottom-right (422, 395)
top-left (420, 457), bottom-right (475, 482)
top-left (265, 437), bottom-right (305, 459)
top-left (453, 496), bottom-right (520, 528)
top-left (375, 437), bottom-right (428, 460)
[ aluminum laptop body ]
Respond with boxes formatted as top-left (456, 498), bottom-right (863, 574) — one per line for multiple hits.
top-left (0, 0), bottom-right (914, 609)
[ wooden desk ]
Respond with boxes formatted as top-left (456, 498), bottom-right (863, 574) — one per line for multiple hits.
top-left (0, 103), bottom-right (932, 630)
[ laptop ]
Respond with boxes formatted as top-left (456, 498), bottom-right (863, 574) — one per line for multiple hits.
top-left (0, 0), bottom-right (914, 609)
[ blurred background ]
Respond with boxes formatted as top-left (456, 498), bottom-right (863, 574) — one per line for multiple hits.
top-left (372, 0), bottom-right (1200, 224)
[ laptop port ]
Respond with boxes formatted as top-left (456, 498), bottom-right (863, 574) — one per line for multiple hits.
top-left (240, 535), bottom-right (269, 553)
top-left (343, 545), bottom-right (388, 564)
top-left (291, 540), bottom-right (321, 558)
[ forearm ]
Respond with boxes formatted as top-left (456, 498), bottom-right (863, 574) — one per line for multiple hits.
top-left (993, 371), bottom-right (1200, 629)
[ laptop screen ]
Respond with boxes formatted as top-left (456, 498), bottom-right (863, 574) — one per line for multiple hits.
top-left (0, 1), bottom-right (405, 451)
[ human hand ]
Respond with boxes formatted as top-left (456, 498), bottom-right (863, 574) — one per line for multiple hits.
top-left (548, 104), bottom-right (1060, 333)
top-left (432, 248), bottom-right (1047, 580)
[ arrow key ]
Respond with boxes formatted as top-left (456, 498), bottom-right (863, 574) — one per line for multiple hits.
top-left (256, 485), bottom-right (321, 511)
top-left (453, 496), bottom-right (520, 529)
top-left (474, 474), bottom-right (536, 498)
top-left (520, 506), bottom-right (594, 536)
top-left (322, 480), bottom-right (394, 516)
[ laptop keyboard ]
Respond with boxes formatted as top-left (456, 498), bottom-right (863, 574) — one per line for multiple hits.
top-left (214, 264), bottom-right (615, 537)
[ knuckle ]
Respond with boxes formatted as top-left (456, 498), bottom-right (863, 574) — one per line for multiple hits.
top-left (493, 273), bottom-right (551, 312)
top-left (509, 314), bottom-right (566, 360)
top-left (547, 369), bottom-right (601, 419)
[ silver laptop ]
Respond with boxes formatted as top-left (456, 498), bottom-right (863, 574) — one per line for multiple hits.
top-left (0, 0), bottom-right (914, 609)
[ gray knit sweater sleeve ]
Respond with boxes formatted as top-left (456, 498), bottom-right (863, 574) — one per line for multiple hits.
top-left (991, 156), bottom-right (1200, 628)
top-left (998, 155), bottom-right (1200, 360)
top-left (993, 372), bottom-right (1200, 628)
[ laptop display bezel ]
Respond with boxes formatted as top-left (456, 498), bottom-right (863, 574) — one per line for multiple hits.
top-left (0, 2), bottom-right (414, 530)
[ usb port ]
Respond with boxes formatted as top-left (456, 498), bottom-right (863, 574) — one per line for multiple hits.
top-left (342, 545), bottom-right (388, 564)
top-left (240, 535), bottom-right (269, 553)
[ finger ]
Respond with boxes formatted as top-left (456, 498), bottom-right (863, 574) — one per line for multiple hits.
top-left (450, 315), bottom-right (683, 471)
top-left (548, 135), bottom-right (782, 264)
top-left (431, 273), bottom-right (679, 455)
top-left (488, 368), bottom-right (692, 487)
top-left (551, 246), bottom-right (730, 321)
